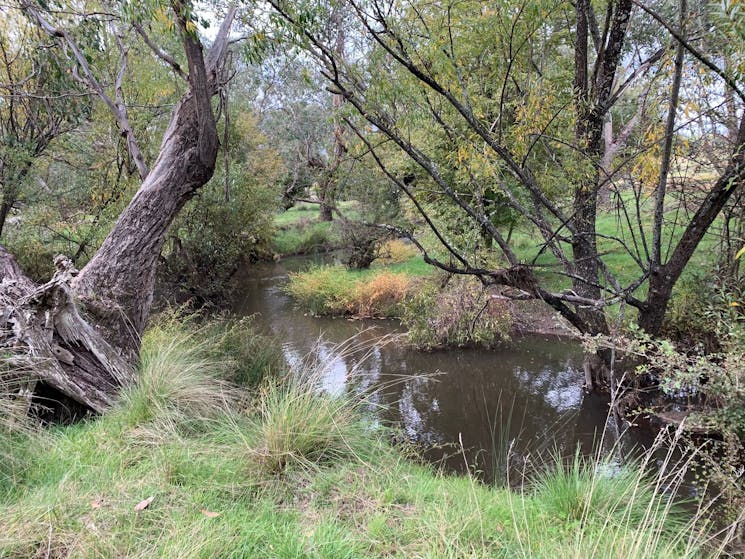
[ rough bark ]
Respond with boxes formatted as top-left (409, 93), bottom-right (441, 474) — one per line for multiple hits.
top-left (0, 249), bottom-right (133, 412)
top-left (0, 5), bottom-right (237, 414)
top-left (72, 7), bottom-right (236, 356)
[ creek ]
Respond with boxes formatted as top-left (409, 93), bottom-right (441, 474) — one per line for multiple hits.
top-left (232, 256), bottom-right (657, 483)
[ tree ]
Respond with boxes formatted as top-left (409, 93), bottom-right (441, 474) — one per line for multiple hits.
top-left (0, 13), bottom-right (89, 237)
top-left (269, 0), bottom-right (744, 386)
top-left (0, 1), bottom-right (237, 412)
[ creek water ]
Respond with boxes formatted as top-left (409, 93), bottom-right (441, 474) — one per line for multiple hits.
top-left (232, 256), bottom-right (657, 483)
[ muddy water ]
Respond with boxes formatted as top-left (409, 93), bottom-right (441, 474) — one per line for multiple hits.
top-left (232, 257), bottom-right (655, 482)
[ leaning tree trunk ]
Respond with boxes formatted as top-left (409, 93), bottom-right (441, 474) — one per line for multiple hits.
top-left (0, 8), bottom-right (236, 413)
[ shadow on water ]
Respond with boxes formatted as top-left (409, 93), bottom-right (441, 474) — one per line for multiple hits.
top-left (232, 256), bottom-right (659, 484)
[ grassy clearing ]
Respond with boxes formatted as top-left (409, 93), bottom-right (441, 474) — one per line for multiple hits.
top-left (0, 317), bottom-right (733, 558)
top-left (271, 202), bottom-right (363, 256)
top-left (507, 193), bottom-right (720, 297)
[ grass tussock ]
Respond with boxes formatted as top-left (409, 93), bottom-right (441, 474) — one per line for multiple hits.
top-left (251, 376), bottom-right (365, 473)
top-left (119, 315), bottom-right (239, 432)
top-left (0, 316), bottom-right (738, 558)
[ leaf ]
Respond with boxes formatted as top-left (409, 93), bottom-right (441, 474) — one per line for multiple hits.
top-left (134, 496), bottom-right (154, 511)
top-left (735, 246), bottom-right (745, 260)
top-left (200, 509), bottom-right (220, 518)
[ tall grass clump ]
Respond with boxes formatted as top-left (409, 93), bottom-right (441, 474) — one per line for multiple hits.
top-left (286, 265), bottom-right (412, 317)
top-left (119, 314), bottom-right (238, 431)
top-left (202, 315), bottom-right (286, 388)
top-left (349, 272), bottom-right (411, 317)
top-left (248, 337), bottom-right (382, 473)
top-left (251, 376), bottom-right (366, 473)
top-left (512, 427), bottom-right (737, 559)
top-left (285, 266), bottom-right (354, 315)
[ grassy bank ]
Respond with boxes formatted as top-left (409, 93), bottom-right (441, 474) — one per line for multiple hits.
top-left (0, 317), bottom-right (730, 558)
top-left (271, 202), bottom-right (364, 256)
top-left (284, 239), bottom-right (430, 318)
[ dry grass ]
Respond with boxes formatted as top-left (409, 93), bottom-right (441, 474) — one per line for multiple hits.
top-left (349, 272), bottom-right (412, 317)
top-left (375, 239), bottom-right (420, 265)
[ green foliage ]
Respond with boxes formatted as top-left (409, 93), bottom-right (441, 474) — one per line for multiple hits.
top-left (163, 112), bottom-right (283, 300)
top-left (663, 270), bottom-right (745, 350)
top-left (402, 274), bottom-right (512, 349)
top-left (271, 219), bottom-right (333, 255)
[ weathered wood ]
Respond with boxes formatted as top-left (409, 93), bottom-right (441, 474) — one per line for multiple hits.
top-left (72, 7), bottom-right (237, 356)
top-left (1, 250), bottom-right (133, 412)
top-left (0, 7), bottom-right (240, 413)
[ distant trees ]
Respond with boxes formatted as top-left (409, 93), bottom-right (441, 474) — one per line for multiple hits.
top-left (270, 0), bottom-right (744, 384)
top-left (0, 14), bottom-right (89, 237)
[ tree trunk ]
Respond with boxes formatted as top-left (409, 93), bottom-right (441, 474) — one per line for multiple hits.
top-left (638, 114), bottom-right (745, 335)
top-left (0, 7), bottom-right (237, 413)
top-left (71, 10), bottom-right (234, 356)
top-left (318, 2), bottom-right (347, 223)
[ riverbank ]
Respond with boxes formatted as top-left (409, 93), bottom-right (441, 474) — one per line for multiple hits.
top-left (285, 260), bottom-right (577, 347)
top-left (0, 317), bottom-right (726, 558)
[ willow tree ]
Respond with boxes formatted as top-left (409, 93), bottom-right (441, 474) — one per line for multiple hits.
top-left (270, 0), bottom-right (744, 386)
top-left (0, 1), bottom-right (238, 411)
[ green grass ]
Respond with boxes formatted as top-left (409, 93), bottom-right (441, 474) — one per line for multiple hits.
top-left (507, 192), bottom-right (721, 298)
top-left (0, 318), bottom-right (730, 558)
top-left (271, 202), bottom-right (363, 256)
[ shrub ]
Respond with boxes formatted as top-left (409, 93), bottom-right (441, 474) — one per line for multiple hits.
top-left (402, 274), bottom-right (512, 348)
top-left (341, 223), bottom-right (390, 270)
top-left (375, 238), bottom-right (419, 265)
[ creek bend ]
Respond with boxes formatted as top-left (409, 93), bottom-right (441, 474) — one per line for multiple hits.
top-left (232, 256), bottom-right (656, 482)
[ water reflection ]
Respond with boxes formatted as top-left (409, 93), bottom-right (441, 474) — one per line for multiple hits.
top-left (232, 258), bottom-right (650, 482)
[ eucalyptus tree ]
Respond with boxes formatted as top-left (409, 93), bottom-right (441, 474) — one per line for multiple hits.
top-left (0, 13), bottom-right (89, 237)
top-left (0, 0), bottom-right (239, 411)
top-left (270, 0), bottom-right (744, 385)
